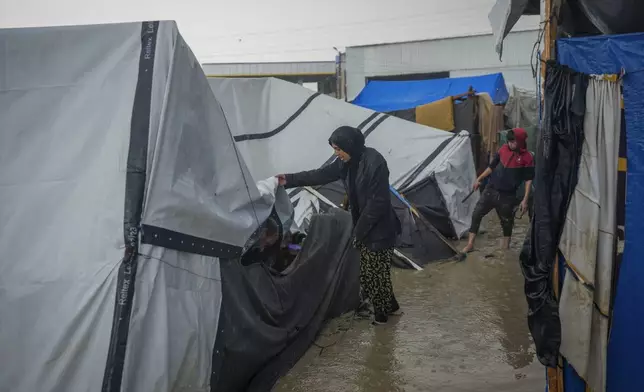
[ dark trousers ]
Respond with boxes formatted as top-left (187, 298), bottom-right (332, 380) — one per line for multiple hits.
top-left (469, 187), bottom-right (518, 237)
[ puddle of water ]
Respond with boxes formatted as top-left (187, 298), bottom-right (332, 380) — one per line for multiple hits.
top-left (276, 216), bottom-right (544, 392)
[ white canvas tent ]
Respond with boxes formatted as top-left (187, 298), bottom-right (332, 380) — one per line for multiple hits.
top-left (0, 21), bottom-right (361, 392)
top-left (209, 78), bottom-right (479, 264)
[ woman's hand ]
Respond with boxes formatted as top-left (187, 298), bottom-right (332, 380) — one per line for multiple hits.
top-left (276, 174), bottom-right (287, 186)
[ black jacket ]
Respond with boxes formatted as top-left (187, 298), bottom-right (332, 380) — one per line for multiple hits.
top-left (285, 147), bottom-right (401, 251)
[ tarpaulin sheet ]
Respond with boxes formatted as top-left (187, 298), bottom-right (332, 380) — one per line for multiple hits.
top-left (0, 21), bottom-right (360, 392)
top-left (352, 73), bottom-right (510, 112)
top-left (142, 30), bottom-right (272, 250)
top-left (558, 33), bottom-right (644, 392)
top-left (478, 93), bottom-right (504, 162)
top-left (520, 62), bottom-right (587, 369)
top-left (558, 77), bottom-right (620, 392)
top-left (211, 209), bottom-right (360, 391)
top-left (0, 22), bottom-right (140, 392)
top-left (488, 0), bottom-right (540, 59)
top-left (559, 0), bottom-right (644, 37)
top-left (415, 96), bottom-right (455, 131)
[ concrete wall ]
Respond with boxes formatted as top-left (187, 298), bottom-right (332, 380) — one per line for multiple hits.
top-left (345, 30), bottom-right (539, 100)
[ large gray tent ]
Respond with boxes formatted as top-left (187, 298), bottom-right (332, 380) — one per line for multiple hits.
top-left (0, 21), bottom-right (359, 392)
top-left (209, 78), bottom-right (480, 266)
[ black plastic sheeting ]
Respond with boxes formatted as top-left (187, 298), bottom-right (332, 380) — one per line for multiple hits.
top-left (520, 62), bottom-right (587, 368)
top-left (560, 0), bottom-right (644, 37)
top-left (400, 174), bottom-right (456, 239)
top-left (210, 209), bottom-right (360, 392)
top-left (454, 98), bottom-right (486, 174)
top-left (387, 109), bottom-right (416, 123)
top-left (392, 175), bottom-right (456, 266)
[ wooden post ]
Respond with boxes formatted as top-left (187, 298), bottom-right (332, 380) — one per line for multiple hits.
top-left (541, 0), bottom-right (559, 98)
top-left (541, 3), bottom-right (564, 391)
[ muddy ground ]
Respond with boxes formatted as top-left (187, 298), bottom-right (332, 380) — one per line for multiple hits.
top-left (275, 216), bottom-right (543, 392)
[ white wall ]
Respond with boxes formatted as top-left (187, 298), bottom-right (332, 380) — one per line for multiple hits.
top-left (346, 30), bottom-right (539, 100)
top-left (301, 82), bottom-right (319, 92)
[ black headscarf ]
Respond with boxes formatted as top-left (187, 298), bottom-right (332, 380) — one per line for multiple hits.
top-left (328, 126), bottom-right (366, 161)
top-left (328, 126), bottom-right (365, 216)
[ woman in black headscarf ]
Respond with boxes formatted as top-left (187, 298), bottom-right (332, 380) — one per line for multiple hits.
top-left (277, 126), bottom-right (401, 325)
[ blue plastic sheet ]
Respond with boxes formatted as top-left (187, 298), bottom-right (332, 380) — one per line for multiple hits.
top-left (351, 73), bottom-right (509, 112)
top-left (558, 33), bottom-right (644, 392)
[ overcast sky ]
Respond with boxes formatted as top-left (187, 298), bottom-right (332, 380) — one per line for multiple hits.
top-left (0, 0), bottom-right (540, 63)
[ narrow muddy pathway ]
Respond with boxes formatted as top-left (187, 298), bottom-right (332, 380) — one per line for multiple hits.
top-left (276, 216), bottom-right (543, 392)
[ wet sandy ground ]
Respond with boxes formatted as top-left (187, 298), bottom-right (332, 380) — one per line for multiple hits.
top-left (276, 216), bottom-right (544, 392)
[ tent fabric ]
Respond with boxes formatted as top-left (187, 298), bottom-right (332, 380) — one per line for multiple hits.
top-left (488, 0), bottom-right (540, 59)
top-left (351, 73), bottom-right (510, 112)
top-left (520, 62), bottom-right (588, 369)
top-left (392, 182), bottom-right (457, 262)
top-left (211, 208), bottom-right (360, 392)
top-left (504, 86), bottom-right (539, 153)
top-left (0, 21), bottom-right (359, 392)
top-left (558, 33), bottom-right (644, 392)
top-left (577, 0), bottom-right (644, 35)
top-left (209, 78), bottom-right (479, 244)
top-left (141, 27), bottom-right (272, 252)
top-left (477, 93), bottom-right (503, 163)
top-left (558, 76), bottom-right (620, 392)
top-left (389, 108), bottom-right (416, 123)
top-left (415, 96), bottom-right (455, 131)
top-left (505, 86), bottom-right (538, 130)
top-left (453, 98), bottom-right (486, 174)
top-left (0, 22), bottom-right (142, 392)
top-left (560, 0), bottom-right (644, 37)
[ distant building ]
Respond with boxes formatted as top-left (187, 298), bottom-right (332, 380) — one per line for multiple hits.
top-left (202, 61), bottom-right (338, 95)
top-left (345, 30), bottom-right (539, 100)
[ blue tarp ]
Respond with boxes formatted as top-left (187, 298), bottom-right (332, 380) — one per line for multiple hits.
top-left (558, 33), bottom-right (644, 392)
top-left (351, 73), bottom-right (510, 112)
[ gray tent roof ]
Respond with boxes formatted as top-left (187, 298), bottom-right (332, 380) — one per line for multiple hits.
top-left (209, 77), bottom-right (479, 237)
top-left (0, 21), bottom-right (281, 392)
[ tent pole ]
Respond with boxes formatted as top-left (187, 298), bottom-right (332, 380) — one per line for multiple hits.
top-left (303, 186), bottom-right (424, 271)
top-left (541, 0), bottom-right (559, 98)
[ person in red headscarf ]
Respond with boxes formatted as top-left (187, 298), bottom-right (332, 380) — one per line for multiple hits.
top-left (462, 128), bottom-right (534, 253)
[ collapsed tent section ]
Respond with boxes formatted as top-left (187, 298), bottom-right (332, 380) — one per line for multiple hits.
top-left (0, 21), bottom-right (359, 392)
top-left (209, 77), bottom-right (479, 266)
